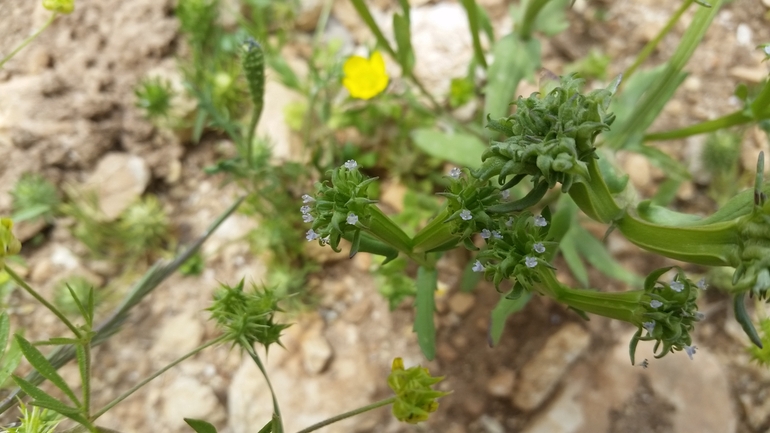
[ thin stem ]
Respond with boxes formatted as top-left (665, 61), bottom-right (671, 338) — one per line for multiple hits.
top-left (623, 0), bottom-right (693, 81)
top-left (517, 0), bottom-right (550, 40)
top-left (296, 397), bottom-right (396, 433)
top-left (92, 335), bottom-right (227, 420)
top-left (82, 343), bottom-right (92, 419)
top-left (0, 13), bottom-right (57, 69)
top-left (4, 265), bottom-right (80, 337)
top-left (244, 344), bottom-right (284, 432)
top-left (644, 110), bottom-right (751, 141)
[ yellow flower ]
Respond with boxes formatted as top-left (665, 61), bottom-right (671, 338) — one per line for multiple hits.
top-left (342, 51), bottom-right (388, 100)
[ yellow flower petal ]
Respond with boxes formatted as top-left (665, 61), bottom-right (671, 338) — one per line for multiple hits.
top-left (342, 51), bottom-right (389, 100)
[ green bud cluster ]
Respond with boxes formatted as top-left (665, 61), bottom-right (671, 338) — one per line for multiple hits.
top-left (0, 218), bottom-right (21, 269)
top-left (387, 357), bottom-right (450, 424)
top-left (241, 38), bottom-right (265, 118)
top-left (474, 75), bottom-right (616, 194)
top-left (730, 202), bottom-right (770, 298)
top-left (207, 280), bottom-right (289, 350)
top-left (303, 161), bottom-right (378, 252)
top-left (439, 169), bottom-right (505, 244)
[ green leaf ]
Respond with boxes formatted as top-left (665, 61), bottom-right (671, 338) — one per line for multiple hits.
top-left (266, 54), bottom-right (302, 92)
top-left (15, 335), bottom-right (80, 407)
top-left (483, 35), bottom-right (540, 126)
top-left (460, 258), bottom-right (483, 292)
top-left (0, 313), bottom-right (9, 361)
top-left (460, 0), bottom-right (487, 69)
top-left (571, 226), bottom-right (642, 287)
top-left (13, 375), bottom-right (80, 415)
top-left (651, 178), bottom-right (681, 206)
top-left (349, 0), bottom-right (397, 58)
top-left (192, 109), bottom-right (208, 144)
top-left (11, 204), bottom-right (52, 223)
top-left (184, 418), bottom-right (219, 433)
top-left (414, 267), bottom-right (437, 360)
top-left (411, 128), bottom-right (487, 169)
top-left (488, 292), bottom-right (531, 346)
top-left (560, 230), bottom-right (589, 287)
top-left (393, 13), bottom-right (415, 76)
top-left (0, 333), bottom-right (21, 386)
top-left (511, 0), bottom-right (571, 37)
top-left (257, 420), bottom-right (273, 433)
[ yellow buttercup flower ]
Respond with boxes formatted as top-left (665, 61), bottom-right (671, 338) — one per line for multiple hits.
top-left (342, 51), bottom-right (388, 100)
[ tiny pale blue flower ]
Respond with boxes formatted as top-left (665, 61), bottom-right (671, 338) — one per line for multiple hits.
top-left (301, 205), bottom-right (311, 215)
top-left (533, 215), bottom-right (547, 227)
top-left (302, 214), bottom-right (314, 223)
top-left (696, 278), bottom-right (708, 290)
top-left (472, 260), bottom-right (484, 272)
top-left (460, 209), bottom-right (472, 221)
top-left (302, 194), bottom-right (315, 204)
top-left (449, 167), bottom-right (462, 179)
top-left (533, 243), bottom-right (545, 254)
top-left (670, 280), bottom-right (684, 292)
top-left (343, 160), bottom-right (358, 170)
top-left (643, 321), bottom-right (655, 334)
top-left (306, 229), bottom-right (319, 241)
top-left (525, 256), bottom-right (537, 268)
top-left (481, 229), bottom-right (491, 239)
top-left (492, 230), bottom-right (503, 239)
top-left (684, 345), bottom-right (697, 360)
top-left (639, 359), bottom-right (649, 369)
top-left (500, 190), bottom-right (510, 200)
top-left (347, 213), bottom-right (359, 225)
top-left (505, 217), bottom-right (513, 227)
top-left (650, 300), bottom-right (663, 308)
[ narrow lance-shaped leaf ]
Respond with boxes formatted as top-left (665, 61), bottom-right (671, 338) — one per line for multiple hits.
top-left (15, 335), bottom-right (80, 407)
top-left (0, 313), bottom-right (9, 361)
top-left (414, 267), bottom-right (437, 360)
top-left (488, 292), bottom-right (531, 346)
top-left (184, 418), bottom-right (219, 433)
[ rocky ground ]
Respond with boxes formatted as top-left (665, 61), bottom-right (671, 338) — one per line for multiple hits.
top-left (1, 0), bottom-right (770, 432)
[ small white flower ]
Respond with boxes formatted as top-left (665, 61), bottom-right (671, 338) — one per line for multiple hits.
top-left (505, 217), bottom-right (513, 227)
top-left (481, 229), bottom-right (491, 239)
top-left (460, 209), bottom-right (472, 221)
top-left (301, 194), bottom-right (315, 204)
top-left (670, 280), bottom-right (684, 293)
top-left (492, 230), bottom-right (503, 239)
top-left (533, 243), bottom-right (545, 254)
top-left (306, 229), bottom-right (319, 241)
top-left (302, 214), bottom-right (314, 223)
top-left (684, 345), bottom-right (697, 360)
top-left (449, 167), bottom-right (462, 179)
top-left (525, 256), bottom-right (537, 268)
top-left (320, 235), bottom-right (330, 245)
top-left (343, 160), bottom-right (358, 170)
top-left (650, 300), bottom-right (663, 309)
top-left (534, 215), bottom-right (547, 227)
top-left (472, 260), bottom-right (484, 272)
top-left (643, 321), bottom-right (655, 334)
top-left (300, 205), bottom-right (311, 215)
top-left (347, 213), bottom-right (359, 225)
top-left (501, 190), bottom-right (510, 200)
top-left (765, 45), bottom-right (770, 56)
top-left (696, 278), bottom-right (708, 290)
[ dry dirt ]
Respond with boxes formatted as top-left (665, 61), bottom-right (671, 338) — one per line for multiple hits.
top-left (1, 0), bottom-right (770, 432)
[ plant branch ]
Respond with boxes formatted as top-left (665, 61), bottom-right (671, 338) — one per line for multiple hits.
top-left (296, 397), bottom-right (396, 433)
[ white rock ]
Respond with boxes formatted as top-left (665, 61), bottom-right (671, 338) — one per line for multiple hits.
top-left (512, 323), bottom-right (591, 410)
top-left (152, 313), bottom-right (204, 361)
top-left (86, 152), bottom-right (150, 220)
top-left (410, 4), bottom-right (473, 96)
top-left (302, 327), bottom-right (333, 374)
top-left (736, 23), bottom-right (752, 47)
top-left (159, 375), bottom-right (226, 431)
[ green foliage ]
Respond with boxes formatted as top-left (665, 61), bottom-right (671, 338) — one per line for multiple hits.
top-left (4, 402), bottom-right (62, 433)
top-left (748, 314), bottom-right (770, 366)
top-left (53, 276), bottom-right (100, 317)
top-left (118, 195), bottom-right (171, 258)
top-left (135, 77), bottom-right (175, 119)
top-left (387, 357), bottom-right (450, 424)
top-left (11, 173), bottom-right (60, 223)
top-left (565, 48), bottom-right (611, 80)
top-left (702, 129), bottom-right (743, 203)
top-left (179, 251), bottom-right (205, 276)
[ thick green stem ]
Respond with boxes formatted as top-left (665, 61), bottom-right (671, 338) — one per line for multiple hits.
top-left (614, 212), bottom-right (739, 266)
top-left (411, 208), bottom-right (459, 254)
top-left (567, 159), bottom-right (623, 223)
top-left (0, 13), bottom-right (57, 69)
top-left (92, 335), bottom-right (227, 420)
top-left (296, 397), bottom-right (396, 433)
top-left (4, 266), bottom-right (81, 338)
top-left (623, 0), bottom-right (693, 80)
top-left (517, 0), bottom-right (550, 40)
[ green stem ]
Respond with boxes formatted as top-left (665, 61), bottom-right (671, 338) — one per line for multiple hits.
top-left (4, 265), bottom-right (80, 338)
top-left (623, 0), bottom-right (693, 81)
top-left (82, 343), bottom-right (91, 418)
top-left (244, 343), bottom-right (284, 433)
top-left (567, 159), bottom-right (623, 224)
top-left (92, 335), bottom-right (227, 420)
top-left (644, 110), bottom-right (752, 141)
top-left (0, 13), bottom-right (57, 69)
top-left (517, 0), bottom-right (550, 40)
top-left (296, 397), bottom-right (396, 433)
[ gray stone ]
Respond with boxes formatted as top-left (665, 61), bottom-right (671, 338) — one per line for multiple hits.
top-left (86, 152), bottom-right (150, 220)
top-left (512, 323), bottom-right (591, 411)
top-left (301, 326), bottom-right (333, 374)
top-left (486, 369), bottom-right (516, 398)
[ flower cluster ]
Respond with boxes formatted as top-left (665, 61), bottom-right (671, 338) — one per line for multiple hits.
top-left (387, 357), bottom-right (450, 424)
top-left (473, 75), bottom-right (616, 194)
top-left (630, 267), bottom-right (703, 363)
top-left (301, 160), bottom-right (378, 252)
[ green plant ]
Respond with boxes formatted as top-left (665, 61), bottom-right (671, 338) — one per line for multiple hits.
top-left (10, 174), bottom-right (60, 224)
top-left (53, 276), bottom-right (101, 317)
